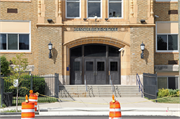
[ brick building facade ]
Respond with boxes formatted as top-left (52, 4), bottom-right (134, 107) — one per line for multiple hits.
top-left (0, 0), bottom-right (178, 89)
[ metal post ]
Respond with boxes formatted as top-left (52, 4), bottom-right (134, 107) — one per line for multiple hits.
top-left (84, 75), bottom-right (87, 92)
top-left (30, 74), bottom-right (33, 90)
top-left (1, 75), bottom-right (4, 107)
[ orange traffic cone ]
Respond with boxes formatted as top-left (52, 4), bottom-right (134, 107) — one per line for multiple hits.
top-left (109, 95), bottom-right (122, 119)
top-left (29, 90), bottom-right (38, 111)
top-left (21, 95), bottom-right (35, 119)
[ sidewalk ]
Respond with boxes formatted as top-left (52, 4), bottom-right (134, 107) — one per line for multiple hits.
top-left (1, 97), bottom-right (180, 117)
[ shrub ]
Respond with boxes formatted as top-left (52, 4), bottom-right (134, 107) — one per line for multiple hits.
top-left (158, 88), bottom-right (169, 98)
top-left (177, 91), bottom-right (180, 97)
top-left (4, 75), bottom-right (45, 96)
top-left (0, 56), bottom-right (10, 76)
top-left (168, 89), bottom-right (177, 97)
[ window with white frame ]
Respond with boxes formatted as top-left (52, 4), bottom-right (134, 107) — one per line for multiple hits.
top-left (157, 77), bottom-right (178, 89)
top-left (66, 0), bottom-right (80, 18)
top-left (109, 0), bottom-right (122, 18)
top-left (157, 34), bottom-right (178, 51)
top-left (88, 0), bottom-right (101, 18)
top-left (0, 34), bottom-right (30, 51)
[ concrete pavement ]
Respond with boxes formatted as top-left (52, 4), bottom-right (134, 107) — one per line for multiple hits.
top-left (0, 97), bottom-right (180, 117)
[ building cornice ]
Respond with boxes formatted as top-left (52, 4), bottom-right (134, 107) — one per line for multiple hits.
top-left (36, 23), bottom-right (155, 27)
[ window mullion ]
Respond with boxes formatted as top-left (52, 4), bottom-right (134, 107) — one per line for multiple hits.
top-left (18, 34), bottom-right (19, 50)
top-left (7, 34), bottom-right (8, 50)
top-left (167, 35), bottom-right (168, 51)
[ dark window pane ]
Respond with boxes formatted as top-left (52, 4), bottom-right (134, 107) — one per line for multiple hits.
top-left (71, 46), bottom-right (82, 57)
top-left (73, 62), bottom-right (80, 71)
top-left (84, 44), bottom-right (106, 57)
top-left (97, 62), bottom-right (104, 71)
top-left (67, 2), bottom-right (79, 17)
top-left (0, 34), bottom-right (6, 50)
top-left (158, 77), bottom-right (167, 89)
top-left (19, 34), bottom-right (29, 50)
top-left (110, 62), bottom-right (118, 71)
top-left (8, 34), bottom-right (18, 50)
top-left (109, 3), bottom-right (122, 17)
top-left (157, 35), bottom-right (167, 50)
top-left (168, 77), bottom-right (176, 89)
top-left (88, 3), bottom-right (100, 17)
top-left (109, 46), bottom-right (119, 57)
top-left (86, 62), bottom-right (93, 71)
top-left (168, 35), bottom-right (178, 50)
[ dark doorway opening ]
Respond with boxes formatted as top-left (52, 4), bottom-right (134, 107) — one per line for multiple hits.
top-left (70, 44), bottom-right (121, 85)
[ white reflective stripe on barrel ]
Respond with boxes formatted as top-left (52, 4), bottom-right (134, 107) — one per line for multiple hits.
top-left (29, 99), bottom-right (37, 102)
top-left (109, 117), bottom-right (122, 119)
top-left (21, 118), bottom-right (35, 119)
top-left (35, 105), bottom-right (37, 107)
top-left (21, 109), bottom-right (35, 112)
top-left (109, 109), bottom-right (121, 111)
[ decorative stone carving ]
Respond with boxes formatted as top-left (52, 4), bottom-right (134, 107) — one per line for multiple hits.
top-left (38, 0), bottom-right (41, 17)
top-left (58, 0), bottom-right (61, 17)
top-left (150, 0), bottom-right (154, 17)
top-left (131, 0), bottom-right (134, 17)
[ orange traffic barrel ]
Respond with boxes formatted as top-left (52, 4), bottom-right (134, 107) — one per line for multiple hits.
top-left (109, 95), bottom-right (121, 119)
top-left (29, 90), bottom-right (38, 111)
top-left (21, 95), bottom-right (35, 119)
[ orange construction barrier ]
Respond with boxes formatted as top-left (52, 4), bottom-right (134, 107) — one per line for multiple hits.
top-left (21, 95), bottom-right (35, 119)
top-left (29, 90), bottom-right (38, 111)
top-left (109, 95), bottom-right (122, 119)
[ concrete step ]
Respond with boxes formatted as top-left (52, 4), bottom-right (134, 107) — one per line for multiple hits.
top-left (59, 85), bottom-right (141, 97)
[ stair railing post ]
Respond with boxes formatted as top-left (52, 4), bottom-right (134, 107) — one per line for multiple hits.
top-left (84, 74), bottom-right (87, 92)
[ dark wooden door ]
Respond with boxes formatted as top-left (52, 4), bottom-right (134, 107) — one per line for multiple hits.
top-left (95, 58), bottom-right (106, 84)
top-left (70, 58), bottom-right (82, 84)
top-left (109, 58), bottom-right (120, 84)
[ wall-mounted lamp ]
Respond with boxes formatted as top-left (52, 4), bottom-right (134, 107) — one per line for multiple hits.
top-left (47, 19), bottom-right (53, 23)
top-left (105, 18), bottom-right (108, 21)
top-left (48, 41), bottom-right (53, 58)
top-left (140, 19), bottom-right (146, 24)
top-left (83, 18), bottom-right (87, 21)
top-left (140, 42), bottom-right (145, 59)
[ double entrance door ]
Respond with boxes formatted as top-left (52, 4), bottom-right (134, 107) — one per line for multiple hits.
top-left (70, 57), bottom-right (120, 85)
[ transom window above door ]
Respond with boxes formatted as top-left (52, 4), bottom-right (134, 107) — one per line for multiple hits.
top-left (66, 0), bottom-right (81, 18)
top-left (109, 0), bottom-right (123, 18)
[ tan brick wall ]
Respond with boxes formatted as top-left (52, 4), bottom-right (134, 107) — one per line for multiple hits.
top-left (154, 53), bottom-right (179, 65)
top-left (154, 2), bottom-right (178, 21)
top-left (130, 27), bottom-right (154, 75)
top-left (137, 0), bottom-right (148, 24)
top-left (44, 0), bottom-right (56, 24)
top-left (0, 1), bottom-right (38, 69)
top-left (37, 26), bottom-right (62, 75)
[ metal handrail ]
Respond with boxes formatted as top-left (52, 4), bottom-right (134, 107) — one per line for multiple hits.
top-left (136, 73), bottom-right (143, 97)
top-left (109, 75), bottom-right (115, 93)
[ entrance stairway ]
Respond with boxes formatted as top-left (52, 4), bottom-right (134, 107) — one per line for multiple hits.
top-left (59, 85), bottom-right (141, 97)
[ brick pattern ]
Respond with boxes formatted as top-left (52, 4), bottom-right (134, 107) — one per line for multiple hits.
top-left (154, 53), bottom-right (179, 65)
top-left (137, 0), bottom-right (148, 24)
top-left (37, 27), bottom-right (62, 75)
top-left (154, 2), bottom-right (178, 21)
top-left (130, 27), bottom-right (154, 75)
top-left (0, 1), bottom-right (38, 72)
top-left (44, 0), bottom-right (56, 24)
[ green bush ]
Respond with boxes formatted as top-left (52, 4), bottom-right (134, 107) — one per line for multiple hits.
top-left (158, 88), bottom-right (169, 98)
top-left (4, 75), bottom-right (45, 96)
top-left (158, 88), bottom-right (179, 98)
top-left (0, 56), bottom-right (10, 76)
